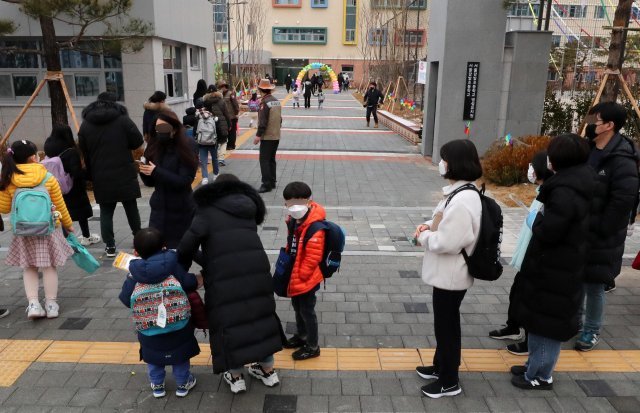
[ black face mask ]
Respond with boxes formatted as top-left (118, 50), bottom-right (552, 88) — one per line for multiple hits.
top-left (156, 133), bottom-right (172, 143)
top-left (585, 123), bottom-right (598, 140)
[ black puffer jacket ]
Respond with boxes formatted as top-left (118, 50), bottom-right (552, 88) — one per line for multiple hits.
top-left (178, 180), bottom-right (284, 373)
top-left (43, 137), bottom-right (93, 221)
top-left (516, 164), bottom-right (595, 342)
top-left (364, 87), bottom-right (384, 107)
top-left (78, 100), bottom-right (144, 204)
top-left (203, 92), bottom-right (230, 144)
top-left (585, 133), bottom-right (640, 284)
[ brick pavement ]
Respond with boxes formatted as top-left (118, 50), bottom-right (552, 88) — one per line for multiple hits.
top-left (0, 88), bottom-right (639, 411)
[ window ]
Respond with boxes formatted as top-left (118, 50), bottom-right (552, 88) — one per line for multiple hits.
top-left (0, 75), bottom-right (12, 98)
top-left (312, 0), bottom-right (328, 7)
top-left (190, 47), bottom-right (200, 69)
top-left (74, 75), bottom-right (100, 97)
top-left (247, 23), bottom-right (256, 36)
top-left (547, 70), bottom-right (558, 81)
top-left (213, 0), bottom-right (228, 43)
top-left (105, 71), bottom-right (124, 101)
top-left (0, 41), bottom-right (39, 68)
top-left (371, 0), bottom-right (427, 9)
top-left (367, 28), bottom-right (388, 45)
top-left (273, 0), bottom-right (301, 7)
top-left (60, 44), bottom-right (102, 69)
top-left (163, 44), bottom-right (183, 98)
top-left (344, 0), bottom-right (357, 45)
top-left (594, 5), bottom-right (606, 19)
top-left (551, 35), bottom-right (561, 47)
top-left (508, 2), bottom-right (540, 17)
top-left (552, 4), bottom-right (566, 17)
top-left (13, 75), bottom-right (38, 96)
top-left (632, 6), bottom-right (640, 20)
top-left (272, 27), bottom-right (328, 44)
top-left (568, 5), bottom-right (587, 18)
top-left (396, 29), bottom-right (425, 46)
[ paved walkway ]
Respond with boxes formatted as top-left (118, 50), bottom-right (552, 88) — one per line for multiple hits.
top-left (1, 88), bottom-right (640, 412)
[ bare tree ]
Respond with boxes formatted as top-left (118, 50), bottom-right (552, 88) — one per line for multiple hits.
top-left (602, 0), bottom-right (633, 102)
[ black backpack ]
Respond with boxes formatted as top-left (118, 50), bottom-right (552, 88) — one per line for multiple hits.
top-left (445, 183), bottom-right (503, 281)
top-left (302, 220), bottom-right (346, 279)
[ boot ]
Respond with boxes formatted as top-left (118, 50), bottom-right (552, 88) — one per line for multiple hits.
top-left (374, 122), bottom-right (379, 128)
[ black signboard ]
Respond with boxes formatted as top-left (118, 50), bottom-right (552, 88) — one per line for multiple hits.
top-left (463, 62), bottom-right (480, 120)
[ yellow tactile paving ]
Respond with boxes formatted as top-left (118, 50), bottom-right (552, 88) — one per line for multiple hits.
top-left (338, 348), bottom-right (379, 370)
top-left (0, 340), bottom-right (51, 362)
top-left (0, 361), bottom-right (31, 386)
top-left (580, 350), bottom-right (636, 372)
top-left (37, 341), bottom-right (92, 363)
top-left (379, 349), bottom-right (421, 371)
top-left (79, 342), bottom-right (136, 364)
top-left (461, 349), bottom-right (507, 372)
top-left (297, 348), bottom-right (337, 370)
top-left (0, 339), bottom-right (12, 353)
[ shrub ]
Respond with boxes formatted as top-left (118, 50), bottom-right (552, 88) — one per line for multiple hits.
top-left (482, 135), bottom-right (551, 186)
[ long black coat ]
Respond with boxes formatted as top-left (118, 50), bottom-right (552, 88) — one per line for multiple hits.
top-left (78, 100), bottom-right (144, 204)
top-left (516, 164), bottom-right (595, 342)
top-left (140, 142), bottom-right (197, 249)
top-left (178, 180), bottom-right (283, 373)
top-left (585, 133), bottom-right (639, 284)
top-left (43, 138), bottom-right (93, 221)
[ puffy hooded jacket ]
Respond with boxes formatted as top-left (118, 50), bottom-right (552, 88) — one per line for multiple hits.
top-left (203, 92), bottom-right (230, 142)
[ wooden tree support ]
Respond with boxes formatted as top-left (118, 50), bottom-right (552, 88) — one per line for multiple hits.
top-left (0, 71), bottom-right (79, 147)
top-left (384, 76), bottom-right (410, 113)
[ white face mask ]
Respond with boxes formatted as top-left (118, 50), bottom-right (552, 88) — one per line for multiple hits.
top-left (527, 164), bottom-right (537, 184)
top-left (546, 156), bottom-right (554, 173)
top-left (438, 159), bottom-right (448, 176)
top-left (287, 204), bottom-right (309, 220)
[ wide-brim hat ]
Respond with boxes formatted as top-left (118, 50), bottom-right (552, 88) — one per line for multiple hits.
top-left (257, 78), bottom-right (275, 90)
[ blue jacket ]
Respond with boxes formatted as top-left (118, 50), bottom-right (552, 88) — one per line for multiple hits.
top-left (509, 188), bottom-right (542, 271)
top-left (119, 250), bottom-right (200, 366)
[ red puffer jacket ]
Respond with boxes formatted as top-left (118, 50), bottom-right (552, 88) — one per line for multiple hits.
top-left (287, 202), bottom-right (326, 297)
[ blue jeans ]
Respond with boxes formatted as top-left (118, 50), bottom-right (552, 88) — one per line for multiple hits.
top-left (229, 355), bottom-right (274, 377)
top-left (581, 282), bottom-right (605, 335)
top-left (147, 361), bottom-right (191, 386)
top-left (525, 333), bottom-right (561, 381)
top-left (199, 145), bottom-right (219, 179)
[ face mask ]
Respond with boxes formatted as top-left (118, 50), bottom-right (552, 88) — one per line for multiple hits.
top-left (585, 123), bottom-right (598, 140)
top-left (527, 164), bottom-right (537, 184)
top-left (438, 159), bottom-right (448, 176)
top-left (156, 133), bottom-right (172, 143)
top-left (547, 156), bottom-right (554, 173)
top-left (287, 204), bottom-right (309, 220)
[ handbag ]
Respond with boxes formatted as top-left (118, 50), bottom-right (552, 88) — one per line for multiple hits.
top-left (632, 250), bottom-right (640, 270)
top-left (187, 291), bottom-right (208, 330)
top-left (66, 233), bottom-right (100, 274)
top-left (273, 247), bottom-right (294, 297)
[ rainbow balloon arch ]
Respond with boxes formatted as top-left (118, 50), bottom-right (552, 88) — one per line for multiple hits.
top-left (295, 62), bottom-right (340, 94)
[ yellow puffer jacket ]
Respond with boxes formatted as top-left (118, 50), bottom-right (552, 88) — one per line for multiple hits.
top-left (0, 163), bottom-right (73, 229)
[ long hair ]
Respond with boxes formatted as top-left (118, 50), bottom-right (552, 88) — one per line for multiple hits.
top-left (0, 139), bottom-right (37, 190)
top-left (145, 110), bottom-right (198, 171)
top-left (195, 79), bottom-right (207, 96)
top-left (47, 124), bottom-right (77, 152)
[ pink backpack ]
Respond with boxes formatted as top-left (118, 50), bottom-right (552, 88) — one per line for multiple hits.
top-left (41, 152), bottom-right (73, 195)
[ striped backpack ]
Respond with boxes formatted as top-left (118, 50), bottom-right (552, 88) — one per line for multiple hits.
top-left (130, 275), bottom-right (191, 336)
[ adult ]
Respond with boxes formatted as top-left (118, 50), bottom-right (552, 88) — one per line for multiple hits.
top-left (337, 72), bottom-right (344, 93)
top-left (316, 73), bottom-right (324, 93)
top-left (218, 80), bottom-right (240, 152)
top-left (363, 81), bottom-right (384, 128)
top-left (285, 73), bottom-right (293, 94)
top-left (413, 139), bottom-right (483, 398)
top-left (178, 174), bottom-right (284, 394)
top-left (193, 79), bottom-right (207, 106)
top-left (343, 73), bottom-right (350, 91)
top-left (303, 78), bottom-right (313, 110)
top-left (78, 92), bottom-right (144, 257)
top-left (254, 78), bottom-right (282, 193)
top-left (142, 91), bottom-right (168, 141)
top-left (139, 111), bottom-right (198, 249)
top-left (311, 73), bottom-right (318, 95)
top-left (200, 88), bottom-right (230, 184)
top-left (575, 102), bottom-right (640, 351)
top-left (44, 124), bottom-right (100, 246)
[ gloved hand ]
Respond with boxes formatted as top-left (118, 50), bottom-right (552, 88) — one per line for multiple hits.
top-left (526, 209), bottom-right (538, 229)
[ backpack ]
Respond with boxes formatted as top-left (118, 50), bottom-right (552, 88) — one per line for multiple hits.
top-left (41, 152), bottom-right (73, 195)
top-left (445, 183), bottom-right (504, 281)
top-left (130, 275), bottom-right (191, 336)
top-left (302, 220), bottom-right (346, 279)
top-left (196, 116), bottom-right (218, 146)
top-left (11, 173), bottom-right (56, 236)
top-left (248, 100), bottom-right (260, 112)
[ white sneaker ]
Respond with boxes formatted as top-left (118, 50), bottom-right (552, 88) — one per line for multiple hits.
top-left (249, 120), bottom-right (253, 128)
top-left (201, 178), bottom-right (209, 185)
top-left (78, 234), bottom-right (101, 246)
top-left (26, 302), bottom-right (46, 320)
top-left (45, 301), bottom-right (59, 319)
top-left (247, 364), bottom-right (280, 387)
top-left (223, 372), bottom-right (246, 394)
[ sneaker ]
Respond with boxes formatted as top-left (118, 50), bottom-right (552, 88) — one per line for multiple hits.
top-left (575, 332), bottom-right (600, 351)
top-left (105, 246), bottom-right (116, 258)
top-left (26, 302), bottom-right (46, 320)
top-left (510, 374), bottom-right (553, 390)
top-left (223, 372), bottom-right (246, 394)
top-left (247, 364), bottom-right (280, 387)
top-left (249, 120), bottom-right (253, 128)
top-left (421, 381), bottom-right (462, 398)
top-left (45, 301), bottom-right (59, 319)
top-left (0, 309), bottom-right (9, 319)
top-left (292, 345), bottom-right (320, 361)
top-left (506, 341), bottom-right (528, 356)
top-left (78, 234), bottom-right (101, 246)
top-left (150, 382), bottom-right (166, 398)
top-left (219, 160), bottom-right (226, 166)
top-left (489, 326), bottom-right (524, 341)
top-left (201, 177), bottom-right (209, 185)
top-left (510, 365), bottom-right (527, 376)
top-left (175, 375), bottom-right (197, 397)
top-left (283, 335), bottom-right (306, 349)
top-left (416, 366), bottom-right (439, 380)
top-left (605, 282), bottom-right (616, 293)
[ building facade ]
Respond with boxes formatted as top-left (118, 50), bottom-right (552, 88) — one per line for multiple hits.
top-left (0, 0), bottom-right (215, 146)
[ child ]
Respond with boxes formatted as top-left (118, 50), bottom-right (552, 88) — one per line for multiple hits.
top-left (119, 228), bottom-right (200, 398)
top-left (281, 182), bottom-right (325, 360)
top-left (182, 107), bottom-right (199, 138)
top-left (0, 139), bottom-right (74, 320)
top-left (247, 92), bottom-right (260, 128)
top-left (292, 85), bottom-right (300, 108)
top-left (317, 91), bottom-right (325, 110)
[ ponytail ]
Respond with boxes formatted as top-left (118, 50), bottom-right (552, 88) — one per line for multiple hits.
top-left (0, 140), bottom-right (37, 190)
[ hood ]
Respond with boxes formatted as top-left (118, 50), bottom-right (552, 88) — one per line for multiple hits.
top-left (10, 163), bottom-right (49, 188)
top-left (44, 136), bottom-right (73, 158)
top-left (128, 250), bottom-right (179, 284)
top-left (297, 201), bottom-right (327, 230)
top-left (193, 179), bottom-right (266, 224)
top-left (143, 101), bottom-right (169, 112)
top-left (538, 164), bottom-right (595, 203)
top-left (204, 92), bottom-right (223, 104)
top-left (82, 100), bottom-right (128, 124)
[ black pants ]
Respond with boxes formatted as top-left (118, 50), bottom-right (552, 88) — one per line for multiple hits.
top-left (304, 94), bottom-right (311, 108)
top-left (291, 285), bottom-right (319, 348)
top-left (259, 139), bottom-right (279, 187)
top-left (507, 271), bottom-right (524, 330)
top-left (227, 119), bottom-right (238, 149)
top-left (286, 85), bottom-right (291, 93)
top-left (78, 218), bottom-right (90, 238)
top-left (99, 199), bottom-right (141, 248)
top-left (366, 106), bottom-right (378, 123)
top-left (432, 287), bottom-right (466, 387)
